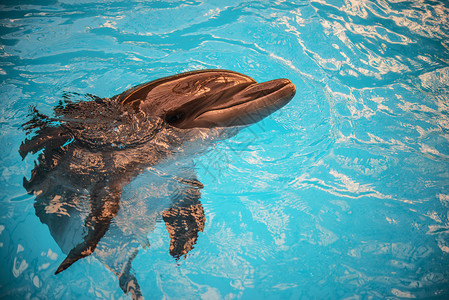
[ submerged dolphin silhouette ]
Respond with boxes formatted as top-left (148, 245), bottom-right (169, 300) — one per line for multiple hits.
top-left (20, 69), bottom-right (296, 298)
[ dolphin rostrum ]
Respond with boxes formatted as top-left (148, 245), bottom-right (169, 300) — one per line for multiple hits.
top-left (20, 69), bottom-right (296, 298)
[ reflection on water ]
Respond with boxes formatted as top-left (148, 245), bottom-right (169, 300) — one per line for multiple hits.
top-left (1, 0), bottom-right (449, 298)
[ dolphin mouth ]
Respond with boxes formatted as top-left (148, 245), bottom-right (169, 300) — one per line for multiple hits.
top-left (188, 78), bottom-right (296, 128)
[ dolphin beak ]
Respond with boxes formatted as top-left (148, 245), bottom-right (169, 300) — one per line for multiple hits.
top-left (186, 78), bottom-right (296, 128)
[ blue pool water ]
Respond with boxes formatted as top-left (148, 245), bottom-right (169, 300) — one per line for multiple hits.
top-left (1, 0), bottom-right (449, 298)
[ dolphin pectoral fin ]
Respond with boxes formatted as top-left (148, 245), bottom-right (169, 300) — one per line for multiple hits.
top-left (55, 241), bottom-right (95, 274)
top-left (55, 182), bottom-right (122, 274)
top-left (162, 188), bottom-right (205, 258)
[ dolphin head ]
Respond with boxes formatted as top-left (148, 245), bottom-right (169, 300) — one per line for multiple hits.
top-left (115, 69), bottom-right (296, 129)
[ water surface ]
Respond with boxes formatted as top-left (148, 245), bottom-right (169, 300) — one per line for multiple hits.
top-left (1, 0), bottom-right (449, 298)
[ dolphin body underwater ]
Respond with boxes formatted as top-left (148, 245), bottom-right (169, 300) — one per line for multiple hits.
top-left (20, 69), bottom-right (296, 298)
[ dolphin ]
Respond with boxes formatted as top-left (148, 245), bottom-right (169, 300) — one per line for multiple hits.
top-left (20, 69), bottom-right (296, 299)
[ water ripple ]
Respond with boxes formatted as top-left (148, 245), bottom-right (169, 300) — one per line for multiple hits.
top-left (1, 0), bottom-right (449, 298)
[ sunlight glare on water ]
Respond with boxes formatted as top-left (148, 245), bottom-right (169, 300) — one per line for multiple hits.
top-left (1, 0), bottom-right (449, 299)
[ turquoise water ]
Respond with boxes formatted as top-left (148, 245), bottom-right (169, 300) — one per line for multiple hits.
top-left (1, 0), bottom-right (449, 299)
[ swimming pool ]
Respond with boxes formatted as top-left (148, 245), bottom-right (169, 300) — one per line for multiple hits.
top-left (1, 0), bottom-right (448, 298)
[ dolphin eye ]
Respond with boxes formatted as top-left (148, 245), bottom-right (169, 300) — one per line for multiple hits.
top-left (165, 111), bottom-right (185, 125)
